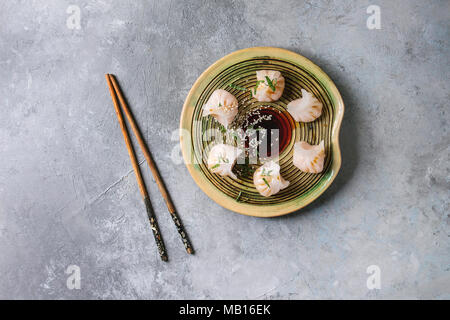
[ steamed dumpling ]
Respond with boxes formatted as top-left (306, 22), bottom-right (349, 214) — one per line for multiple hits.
top-left (202, 89), bottom-right (238, 128)
top-left (253, 161), bottom-right (289, 197)
top-left (287, 89), bottom-right (323, 122)
top-left (293, 140), bottom-right (325, 173)
top-left (207, 144), bottom-right (242, 179)
top-left (253, 70), bottom-right (285, 102)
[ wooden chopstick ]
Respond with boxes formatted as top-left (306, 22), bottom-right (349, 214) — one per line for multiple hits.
top-left (107, 74), bottom-right (194, 255)
top-left (106, 74), bottom-right (168, 261)
top-left (108, 74), bottom-right (194, 255)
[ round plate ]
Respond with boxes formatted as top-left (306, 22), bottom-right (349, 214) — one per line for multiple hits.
top-left (180, 47), bottom-right (344, 217)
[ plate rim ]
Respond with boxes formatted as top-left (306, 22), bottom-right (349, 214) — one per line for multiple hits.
top-left (179, 46), bottom-right (344, 217)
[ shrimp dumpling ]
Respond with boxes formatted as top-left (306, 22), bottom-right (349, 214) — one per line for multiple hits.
top-left (253, 161), bottom-right (289, 197)
top-left (287, 89), bottom-right (323, 122)
top-left (293, 140), bottom-right (325, 173)
top-left (207, 144), bottom-right (242, 179)
top-left (202, 89), bottom-right (238, 128)
top-left (253, 70), bottom-right (285, 102)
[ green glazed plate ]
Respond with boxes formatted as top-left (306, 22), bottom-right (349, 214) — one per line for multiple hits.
top-left (180, 47), bottom-right (344, 217)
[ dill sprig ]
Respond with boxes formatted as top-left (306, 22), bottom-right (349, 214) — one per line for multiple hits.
top-left (234, 163), bottom-right (255, 178)
top-left (218, 154), bottom-right (229, 163)
top-left (228, 83), bottom-right (247, 91)
top-left (253, 80), bottom-right (265, 95)
top-left (265, 76), bottom-right (276, 92)
top-left (261, 168), bottom-right (272, 176)
top-left (262, 177), bottom-right (271, 188)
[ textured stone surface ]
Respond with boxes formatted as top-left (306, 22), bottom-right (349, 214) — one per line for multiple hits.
top-left (0, 0), bottom-right (449, 299)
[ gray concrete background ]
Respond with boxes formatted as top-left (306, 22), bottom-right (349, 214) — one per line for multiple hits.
top-left (0, 0), bottom-right (448, 299)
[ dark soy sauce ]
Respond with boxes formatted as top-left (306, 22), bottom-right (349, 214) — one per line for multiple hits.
top-left (243, 107), bottom-right (293, 158)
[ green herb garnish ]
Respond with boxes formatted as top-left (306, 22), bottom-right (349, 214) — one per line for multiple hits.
top-left (218, 154), bottom-right (229, 163)
top-left (235, 191), bottom-right (242, 202)
top-left (253, 80), bottom-right (265, 95)
top-left (234, 163), bottom-right (255, 178)
top-left (228, 83), bottom-right (247, 91)
top-left (260, 168), bottom-right (272, 176)
top-left (262, 177), bottom-right (271, 188)
top-left (232, 132), bottom-right (239, 144)
top-left (265, 76), bottom-right (276, 92)
top-left (245, 166), bottom-right (255, 176)
top-left (211, 164), bottom-right (220, 169)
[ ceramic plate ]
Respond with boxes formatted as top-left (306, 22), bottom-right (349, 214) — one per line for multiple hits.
top-left (180, 47), bottom-right (344, 217)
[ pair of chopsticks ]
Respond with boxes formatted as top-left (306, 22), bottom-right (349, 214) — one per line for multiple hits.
top-left (105, 74), bottom-right (193, 261)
